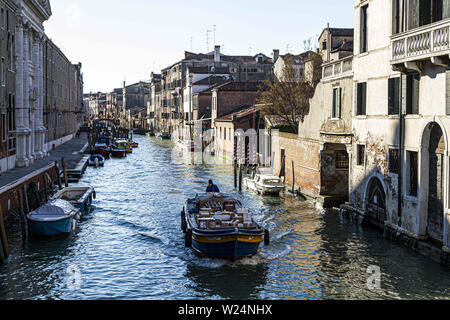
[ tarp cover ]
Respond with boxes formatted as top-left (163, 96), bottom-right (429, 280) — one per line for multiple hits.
top-left (27, 199), bottom-right (78, 222)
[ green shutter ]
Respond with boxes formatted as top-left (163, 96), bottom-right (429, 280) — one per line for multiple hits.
top-left (413, 74), bottom-right (420, 114)
top-left (446, 70), bottom-right (450, 115)
top-left (338, 87), bottom-right (342, 119)
top-left (401, 74), bottom-right (407, 115)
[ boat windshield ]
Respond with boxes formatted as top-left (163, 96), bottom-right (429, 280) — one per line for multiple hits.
top-left (264, 179), bottom-right (281, 184)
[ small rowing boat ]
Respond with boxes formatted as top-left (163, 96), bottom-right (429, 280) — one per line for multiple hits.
top-left (27, 199), bottom-right (80, 236)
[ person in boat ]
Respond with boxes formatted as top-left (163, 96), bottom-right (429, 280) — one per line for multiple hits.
top-left (206, 180), bottom-right (220, 193)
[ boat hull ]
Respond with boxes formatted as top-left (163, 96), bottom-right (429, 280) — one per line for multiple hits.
top-left (191, 231), bottom-right (263, 259)
top-left (28, 217), bottom-right (74, 236)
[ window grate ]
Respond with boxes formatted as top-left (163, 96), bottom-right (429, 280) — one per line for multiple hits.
top-left (335, 150), bottom-right (349, 169)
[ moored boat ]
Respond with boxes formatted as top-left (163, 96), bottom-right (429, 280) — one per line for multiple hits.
top-left (182, 193), bottom-right (269, 260)
top-left (88, 154), bottom-right (105, 167)
top-left (52, 186), bottom-right (96, 215)
top-left (27, 199), bottom-right (80, 236)
top-left (92, 143), bottom-right (110, 158)
top-left (129, 140), bottom-right (139, 148)
top-left (243, 171), bottom-right (285, 196)
top-left (115, 139), bottom-right (133, 153)
top-left (111, 146), bottom-right (127, 158)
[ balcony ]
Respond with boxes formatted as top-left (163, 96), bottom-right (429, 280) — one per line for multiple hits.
top-left (322, 56), bottom-right (353, 82)
top-left (391, 19), bottom-right (450, 67)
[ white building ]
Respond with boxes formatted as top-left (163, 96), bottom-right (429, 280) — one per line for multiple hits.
top-left (346, 0), bottom-right (450, 262)
top-left (15, 0), bottom-right (51, 167)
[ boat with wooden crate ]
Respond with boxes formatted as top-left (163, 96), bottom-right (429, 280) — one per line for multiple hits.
top-left (182, 193), bottom-right (269, 260)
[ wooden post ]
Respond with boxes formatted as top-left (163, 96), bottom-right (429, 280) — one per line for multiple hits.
top-left (23, 184), bottom-right (30, 217)
top-left (234, 160), bottom-right (237, 190)
top-left (17, 190), bottom-right (29, 241)
top-left (54, 161), bottom-right (62, 191)
top-left (43, 174), bottom-right (48, 203)
top-left (239, 164), bottom-right (243, 192)
top-left (61, 158), bottom-right (68, 188)
top-left (0, 205), bottom-right (9, 260)
top-left (292, 160), bottom-right (295, 194)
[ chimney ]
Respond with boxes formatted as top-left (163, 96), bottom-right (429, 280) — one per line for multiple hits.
top-left (214, 45), bottom-right (221, 62)
top-left (272, 49), bottom-right (280, 63)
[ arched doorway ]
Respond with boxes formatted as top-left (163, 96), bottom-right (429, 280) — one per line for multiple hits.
top-left (427, 123), bottom-right (445, 244)
top-left (366, 178), bottom-right (386, 229)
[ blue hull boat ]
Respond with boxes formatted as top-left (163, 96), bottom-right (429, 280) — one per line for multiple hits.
top-left (183, 193), bottom-right (269, 260)
top-left (27, 199), bottom-right (79, 236)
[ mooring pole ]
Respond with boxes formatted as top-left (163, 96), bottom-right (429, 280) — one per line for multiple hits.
top-left (292, 160), bottom-right (295, 194)
top-left (23, 184), bottom-right (30, 215)
top-left (239, 164), bottom-right (243, 192)
top-left (61, 158), bottom-right (68, 188)
top-left (18, 190), bottom-right (29, 241)
top-left (55, 161), bottom-right (62, 190)
top-left (234, 159), bottom-right (237, 190)
top-left (0, 205), bottom-right (9, 260)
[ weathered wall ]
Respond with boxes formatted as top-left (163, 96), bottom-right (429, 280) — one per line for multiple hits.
top-left (272, 132), bottom-right (321, 198)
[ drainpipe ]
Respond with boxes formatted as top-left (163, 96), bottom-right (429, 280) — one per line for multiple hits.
top-left (398, 86), bottom-right (403, 227)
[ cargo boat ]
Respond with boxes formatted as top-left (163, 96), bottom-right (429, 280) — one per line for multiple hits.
top-left (182, 193), bottom-right (269, 260)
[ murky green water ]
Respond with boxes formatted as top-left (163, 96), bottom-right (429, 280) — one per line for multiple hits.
top-left (0, 135), bottom-right (449, 300)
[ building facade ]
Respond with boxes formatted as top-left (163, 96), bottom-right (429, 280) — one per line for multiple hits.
top-left (345, 0), bottom-right (450, 263)
top-left (0, 0), bottom-right (17, 173)
top-left (14, 0), bottom-right (51, 167)
top-left (43, 38), bottom-right (83, 151)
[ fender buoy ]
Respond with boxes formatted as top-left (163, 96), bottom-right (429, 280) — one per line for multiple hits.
top-left (264, 229), bottom-right (270, 246)
top-left (93, 190), bottom-right (96, 199)
top-left (185, 229), bottom-right (192, 248)
top-left (181, 211), bottom-right (187, 233)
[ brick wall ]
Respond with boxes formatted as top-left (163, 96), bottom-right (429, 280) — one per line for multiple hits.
top-left (273, 133), bottom-right (321, 198)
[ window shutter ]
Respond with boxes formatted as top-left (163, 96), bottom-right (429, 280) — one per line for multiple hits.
top-left (401, 73), bottom-right (407, 115)
top-left (332, 88), bottom-right (337, 118)
top-left (388, 78), bottom-right (394, 115)
top-left (338, 87), bottom-right (342, 118)
top-left (413, 74), bottom-right (420, 114)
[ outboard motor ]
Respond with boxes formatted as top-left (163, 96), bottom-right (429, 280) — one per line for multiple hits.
top-left (94, 157), bottom-right (99, 167)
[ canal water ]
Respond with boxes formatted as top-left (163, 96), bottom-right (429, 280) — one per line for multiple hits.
top-left (1, 135), bottom-right (450, 300)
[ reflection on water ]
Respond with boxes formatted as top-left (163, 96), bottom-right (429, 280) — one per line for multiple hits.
top-left (0, 135), bottom-right (450, 300)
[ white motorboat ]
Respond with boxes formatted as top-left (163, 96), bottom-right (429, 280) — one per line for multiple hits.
top-left (244, 170), bottom-right (285, 196)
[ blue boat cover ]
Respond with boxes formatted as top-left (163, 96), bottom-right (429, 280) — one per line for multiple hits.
top-left (27, 199), bottom-right (78, 222)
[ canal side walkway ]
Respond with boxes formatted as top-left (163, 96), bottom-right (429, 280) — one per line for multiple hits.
top-left (0, 133), bottom-right (89, 190)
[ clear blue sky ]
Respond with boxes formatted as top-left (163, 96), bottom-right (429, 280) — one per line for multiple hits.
top-left (44, 0), bottom-right (354, 93)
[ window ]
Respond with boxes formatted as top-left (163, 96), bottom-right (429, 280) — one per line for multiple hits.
top-left (1, 113), bottom-right (5, 142)
top-left (335, 150), bottom-right (349, 169)
top-left (407, 151), bottom-right (418, 196)
top-left (1, 58), bottom-right (5, 87)
top-left (332, 87), bottom-right (342, 119)
top-left (360, 5), bottom-right (368, 53)
top-left (420, 0), bottom-right (443, 27)
top-left (356, 82), bottom-right (367, 116)
top-left (406, 73), bottom-right (420, 115)
top-left (224, 127), bottom-right (226, 140)
top-left (322, 40), bottom-right (327, 50)
top-left (229, 128), bottom-right (231, 141)
top-left (357, 144), bottom-right (365, 166)
top-left (388, 77), bottom-right (401, 115)
top-left (1, 9), bottom-right (4, 29)
top-left (389, 149), bottom-right (400, 174)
